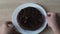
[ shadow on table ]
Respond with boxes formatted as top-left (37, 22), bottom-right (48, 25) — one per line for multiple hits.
top-left (56, 13), bottom-right (60, 29)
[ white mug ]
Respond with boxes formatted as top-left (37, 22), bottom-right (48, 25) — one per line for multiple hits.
top-left (12, 3), bottom-right (47, 34)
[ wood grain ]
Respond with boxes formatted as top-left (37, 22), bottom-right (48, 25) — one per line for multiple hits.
top-left (0, 0), bottom-right (60, 34)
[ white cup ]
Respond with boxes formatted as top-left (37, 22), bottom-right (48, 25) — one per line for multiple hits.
top-left (12, 3), bottom-right (47, 34)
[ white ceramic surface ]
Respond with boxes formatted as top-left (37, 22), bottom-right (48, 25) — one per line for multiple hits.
top-left (12, 3), bottom-right (47, 34)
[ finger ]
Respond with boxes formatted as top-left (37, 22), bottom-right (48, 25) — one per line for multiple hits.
top-left (47, 12), bottom-right (56, 17)
top-left (45, 12), bottom-right (52, 19)
top-left (6, 21), bottom-right (13, 28)
top-left (1, 21), bottom-right (13, 31)
top-left (5, 21), bottom-right (14, 34)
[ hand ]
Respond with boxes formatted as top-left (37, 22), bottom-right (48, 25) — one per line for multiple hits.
top-left (0, 21), bottom-right (20, 34)
top-left (0, 21), bottom-right (12, 34)
top-left (46, 12), bottom-right (60, 34)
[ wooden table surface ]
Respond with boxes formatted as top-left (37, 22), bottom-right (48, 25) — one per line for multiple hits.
top-left (0, 0), bottom-right (60, 34)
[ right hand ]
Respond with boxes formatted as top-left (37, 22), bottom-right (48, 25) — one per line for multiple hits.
top-left (46, 12), bottom-right (60, 34)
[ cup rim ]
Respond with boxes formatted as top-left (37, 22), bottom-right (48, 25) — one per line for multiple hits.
top-left (12, 3), bottom-right (47, 34)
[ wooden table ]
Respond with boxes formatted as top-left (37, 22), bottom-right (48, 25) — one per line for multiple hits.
top-left (0, 0), bottom-right (60, 34)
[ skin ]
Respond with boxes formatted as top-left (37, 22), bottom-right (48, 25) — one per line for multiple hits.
top-left (46, 12), bottom-right (60, 34)
top-left (0, 12), bottom-right (60, 34)
top-left (0, 22), bottom-right (13, 34)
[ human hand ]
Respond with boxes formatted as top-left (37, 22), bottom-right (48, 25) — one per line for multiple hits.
top-left (0, 21), bottom-right (20, 34)
top-left (46, 12), bottom-right (60, 34)
top-left (0, 21), bottom-right (13, 34)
